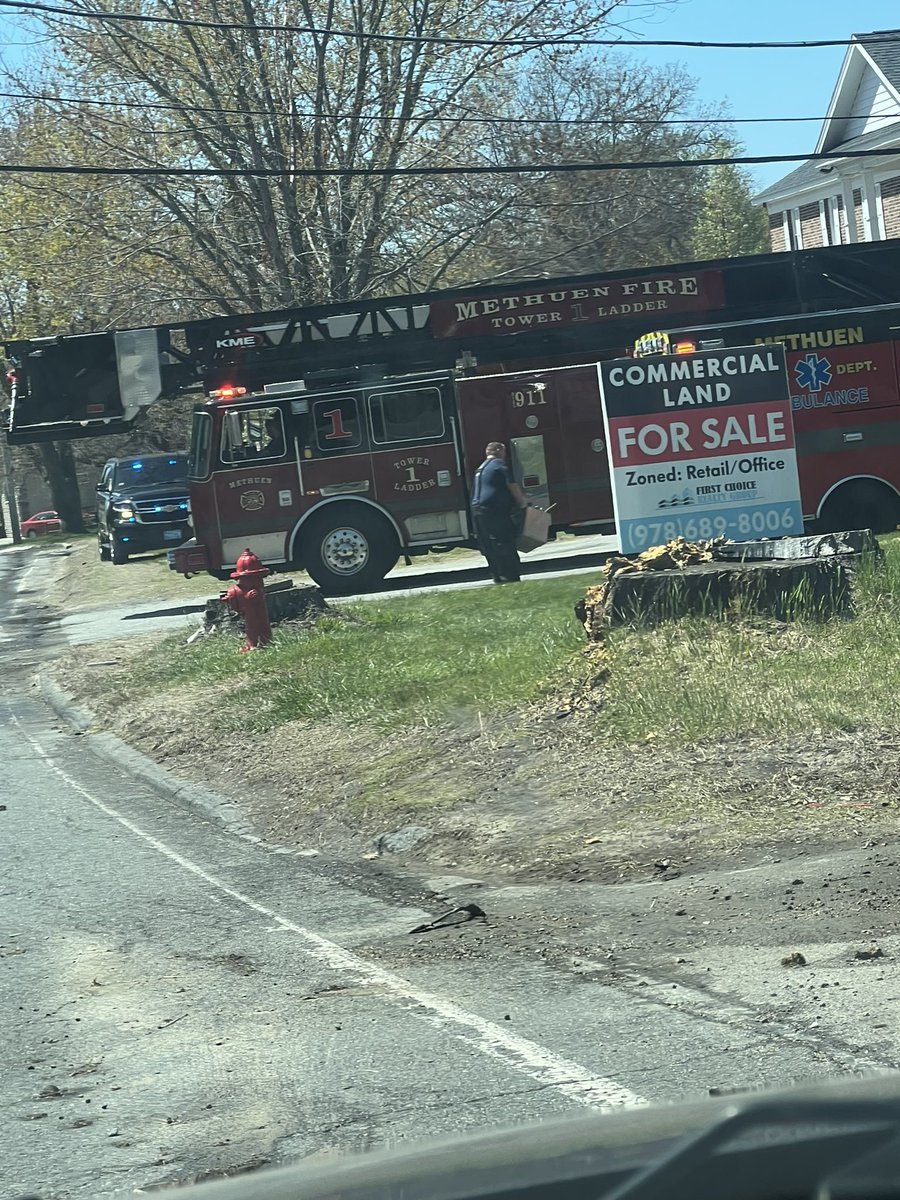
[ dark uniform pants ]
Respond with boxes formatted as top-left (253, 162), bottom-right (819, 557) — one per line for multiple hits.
top-left (472, 505), bottom-right (521, 582)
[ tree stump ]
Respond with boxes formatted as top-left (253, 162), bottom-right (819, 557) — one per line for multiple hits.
top-left (576, 557), bottom-right (855, 639)
top-left (204, 580), bottom-right (330, 634)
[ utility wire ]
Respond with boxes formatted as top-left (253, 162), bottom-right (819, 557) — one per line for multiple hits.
top-left (0, 0), bottom-right (897, 49)
top-left (0, 147), bottom-right (896, 177)
top-left (0, 88), bottom-right (895, 126)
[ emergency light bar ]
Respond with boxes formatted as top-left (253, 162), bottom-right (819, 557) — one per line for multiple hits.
top-left (633, 331), bottom-right (719, 357)
top-left (209, 385), bottom-right (247, 399)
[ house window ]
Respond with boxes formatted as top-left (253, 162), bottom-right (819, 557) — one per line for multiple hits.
top-left (836, 195), bottom-right (849, 243)
top-left (878, 176), bottom-right (900, 239)
top-left (853, 188), bottom-right (866, 240)
top-left (786, 210), bottom-right (798, 250)
top-left (768, 211), bottom-right (787, 253)
top-left (799, 201), bottom-right (822, 248)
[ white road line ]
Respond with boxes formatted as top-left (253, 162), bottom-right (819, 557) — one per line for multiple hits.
top-left (12, 713), bottom-right (645, 1112)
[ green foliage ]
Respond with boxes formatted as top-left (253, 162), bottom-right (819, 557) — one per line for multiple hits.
top-left (1, 1), bottom-right (732, 319)
top-left (691, 140), bottom-right (769, 261)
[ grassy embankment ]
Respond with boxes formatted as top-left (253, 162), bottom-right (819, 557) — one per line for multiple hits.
top-left (87, 536), bottom-right (900, 744)
top-left (38, 539), bottom-right (484, 611)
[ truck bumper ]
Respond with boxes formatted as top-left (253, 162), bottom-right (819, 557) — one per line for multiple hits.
top-left (168, 540), bottom-right (210, 575)
top-left (115, 521), bottom-right (193, 553)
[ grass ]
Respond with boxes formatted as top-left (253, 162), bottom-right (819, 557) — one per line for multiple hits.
top-left (109, 572), bottom-right (594, 731)
top-left (42, 542), bottom-right (224, 610)
top-left (592, 536), bottom-right (900, 742)
top-left (39, 534), bottom-right (483, 612)
top-left (81, 536), bottom-right (900, 747)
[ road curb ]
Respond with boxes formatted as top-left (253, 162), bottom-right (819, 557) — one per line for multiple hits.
top-left (37, 669), bottom-right (270, 845)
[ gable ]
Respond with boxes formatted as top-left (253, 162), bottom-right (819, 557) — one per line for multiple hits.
top-left (836, 64), bottom-right (900, 143)
top-left (817, 35), bottom-right (900, 154)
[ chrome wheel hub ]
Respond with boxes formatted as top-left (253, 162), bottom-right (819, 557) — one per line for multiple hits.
top-left (322, 526), bottom-right (369, 574)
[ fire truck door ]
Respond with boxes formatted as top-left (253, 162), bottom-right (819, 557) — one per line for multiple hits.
top-left (365, 380), bottom-right (469, 545)
top-left (212, 402), bottom-right (302, 566)
top-left (456, 366), bottom-right (610, 525)
top-left (294, 381), bottom-right (467, 547)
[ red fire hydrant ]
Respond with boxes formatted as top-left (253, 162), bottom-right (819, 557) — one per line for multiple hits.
top-left (222, 548), bottom-right (272, 652)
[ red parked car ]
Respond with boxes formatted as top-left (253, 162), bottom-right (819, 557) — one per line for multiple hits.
top-left (20, 510), bottom-right (63, 538)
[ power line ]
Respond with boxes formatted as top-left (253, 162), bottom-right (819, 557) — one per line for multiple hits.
top-left (0, 88), bottom-right (290, 117)
top-left (0, 0), bottom-right (896, 50)
top-left (1, 146), bottom-right (898, 177)
top-left (0, 87), bottom-right (895, 127)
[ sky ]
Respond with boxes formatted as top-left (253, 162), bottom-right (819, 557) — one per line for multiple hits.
top-left (626, 0), bottom-right (900, 190)
top-left (1, 0), bottom-right (900, 195)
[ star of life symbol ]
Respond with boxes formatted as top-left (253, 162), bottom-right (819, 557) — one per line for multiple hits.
top-left (794, 353), bottom-right (832, 393)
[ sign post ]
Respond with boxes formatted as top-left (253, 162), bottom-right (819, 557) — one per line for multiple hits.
top-left (598, 345), bottom-right (802, 554)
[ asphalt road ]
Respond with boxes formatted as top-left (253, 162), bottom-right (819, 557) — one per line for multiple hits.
top-left (3, 546), bottom-right (900, 1199)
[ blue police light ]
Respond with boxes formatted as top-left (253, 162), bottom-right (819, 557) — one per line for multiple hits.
top-left (132, 462), bottom-right (143, 471)
top-left (168, 458), bottom-right (178, 465)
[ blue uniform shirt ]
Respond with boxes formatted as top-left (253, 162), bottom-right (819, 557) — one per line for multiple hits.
top-left (472, 457), bottom-right (513, 511)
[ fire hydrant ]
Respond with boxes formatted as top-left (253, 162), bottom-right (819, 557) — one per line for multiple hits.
top-left (222, 548), bottom-right (272, 652)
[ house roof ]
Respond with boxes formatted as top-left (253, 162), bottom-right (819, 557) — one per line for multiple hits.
top-left (817, 29), bottom-right (900, 153)
top-left (755, 29), bottom-right (900, 206)
top-left (755, 119), bottom-right (900, 205)
top-left (860, 29), bottom-right (900, 92)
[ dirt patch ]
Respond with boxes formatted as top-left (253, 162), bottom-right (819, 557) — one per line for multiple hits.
top-left (51, 634), bottom-right (900, 886)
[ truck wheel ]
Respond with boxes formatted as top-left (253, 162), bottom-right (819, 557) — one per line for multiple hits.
top-left (300, 505), bottom-right (399, 594)
top-left (98, 533), bottom-right (112, 562)
top-left (112, 537), bottom-right (129, 565)
top-left (818, 480), bottom-right (900, 535)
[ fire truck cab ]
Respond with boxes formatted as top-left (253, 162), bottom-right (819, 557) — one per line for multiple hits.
top-left (178, 372), bottom-right (467, 591)
top-left (174, 360), bottom-right (618, 592)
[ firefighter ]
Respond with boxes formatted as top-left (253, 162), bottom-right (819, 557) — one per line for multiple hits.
top-left (260, 415), bottom-right (285, 456)
top-left (470, 441), bottom-right (528, 584)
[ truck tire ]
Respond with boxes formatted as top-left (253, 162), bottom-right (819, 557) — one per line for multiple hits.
top-left (98, 532), bottom-right (112, 561)
top-left (818, 480), bottom-right (900, 535)
top-left (300, 505), bottom-right (399, 594)
top-left (112, 536), bottom-right (129, 565)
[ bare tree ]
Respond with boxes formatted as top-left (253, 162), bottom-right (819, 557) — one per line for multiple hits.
top-left (6, 0), bottom-right (709, 314)
top-left (433, 53), bottom-right (724, 285)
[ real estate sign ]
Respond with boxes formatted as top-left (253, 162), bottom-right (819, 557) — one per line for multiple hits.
top-left (598, 345), bottom-right (802, 554)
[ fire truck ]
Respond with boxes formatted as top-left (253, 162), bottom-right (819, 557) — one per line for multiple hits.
top-left (7, 240), bottom-right (900, 591)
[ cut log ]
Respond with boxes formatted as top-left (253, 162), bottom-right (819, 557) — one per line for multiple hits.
top-left (714, 528), bottom-right (882, 564)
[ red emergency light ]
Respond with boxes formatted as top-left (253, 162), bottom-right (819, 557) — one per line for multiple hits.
top-left (209, 385), bottom-right (247, 400)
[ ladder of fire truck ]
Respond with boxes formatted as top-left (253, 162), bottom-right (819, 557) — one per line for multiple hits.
top-left (7, 239), bottom-right (900, 446)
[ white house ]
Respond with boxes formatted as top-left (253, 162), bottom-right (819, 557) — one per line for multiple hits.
top-left (755, 29), bottom-right (900, 250)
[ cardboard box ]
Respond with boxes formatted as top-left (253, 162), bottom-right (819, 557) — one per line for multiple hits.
top-left (517, 506), bottom-right (551, 553)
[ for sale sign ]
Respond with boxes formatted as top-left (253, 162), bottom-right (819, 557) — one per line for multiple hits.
top-left (598, 345), bottom-right (802, 554)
